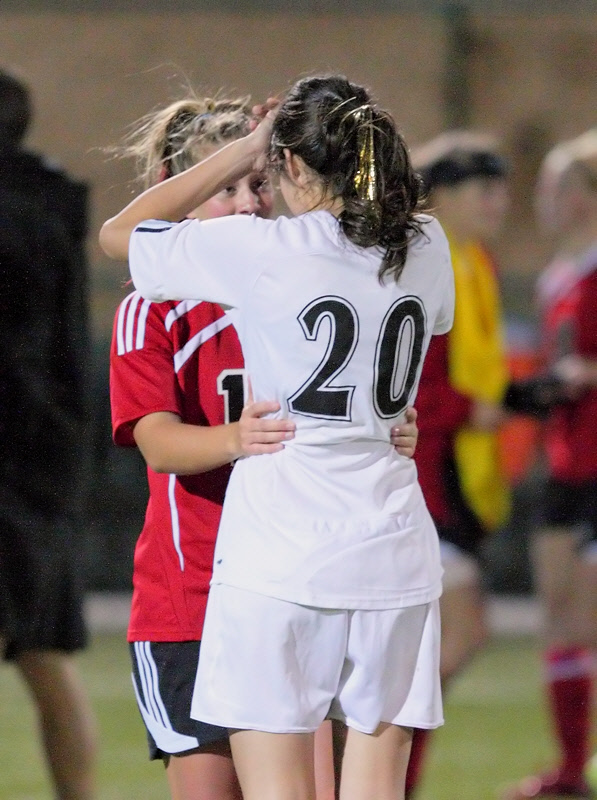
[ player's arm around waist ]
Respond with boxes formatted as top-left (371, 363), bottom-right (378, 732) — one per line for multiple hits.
top-left (133, 403), bottom-right (296, 475)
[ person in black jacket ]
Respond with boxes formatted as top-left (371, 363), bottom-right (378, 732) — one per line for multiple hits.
top-left (0, 67), bottom-right (96, 800)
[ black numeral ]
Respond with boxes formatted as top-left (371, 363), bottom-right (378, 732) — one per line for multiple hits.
top-left (288, 295), bottom-right (426, 421)
top-left (217, 369), bottom-right (246, 423)
top-left (288, 297), bottom-right (358, 420)
top-left (373, 297), bottom-right (426, 418)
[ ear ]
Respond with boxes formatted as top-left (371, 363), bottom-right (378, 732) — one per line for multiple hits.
top-left (283, 149), bottom-right (310, 188)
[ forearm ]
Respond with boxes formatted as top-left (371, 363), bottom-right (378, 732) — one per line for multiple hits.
top-left (133, 413), bottom-right (241, 474)
top-left (99, 135), bottom-right (258, 261)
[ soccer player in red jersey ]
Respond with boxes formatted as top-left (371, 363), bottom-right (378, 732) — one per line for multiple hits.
top-left (503, 131), bottom-right (597, 800)
top-left (109, 95), bottom-right (420, 800)
top-left (405, 132), bottom-right (511, 799)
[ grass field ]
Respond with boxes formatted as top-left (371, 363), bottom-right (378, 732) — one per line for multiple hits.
top-left (0, 633), bottom-right (576, 800)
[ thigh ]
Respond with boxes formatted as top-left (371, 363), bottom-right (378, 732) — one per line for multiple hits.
top-left (229, 729), bottom-right (316, 800)
top-left (439, 544), bottom-right (486, 682)
top-left (313, 721), bottom-right (335, 800)
top-left (337, 722), bottom-right (412, 800)
top-left (531, 477), bottom-right (595, 610)
top-left (531, 528), bottom-right (577, 614)
top-left (130, 641), bottom-right (231, 761)
top-left (166, 741), bottom-right (241, 800)
top-left (16, 649), bottom-right (92, 717)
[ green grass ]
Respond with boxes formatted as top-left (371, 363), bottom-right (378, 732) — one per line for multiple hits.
top-left (417, 637), bottom-right (559, 800)
top-left (0, 633), bottom-right (584, 799)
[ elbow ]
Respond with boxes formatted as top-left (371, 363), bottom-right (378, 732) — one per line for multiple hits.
top-left (143, 451), bottom-right (172, 474)
top-left (99, 218), bottom-right (128, 261)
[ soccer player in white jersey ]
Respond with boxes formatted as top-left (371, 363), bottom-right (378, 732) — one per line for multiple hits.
top-left (108, 92), bottom-right (420, 800)
top-left (101, 74), bottom-right (454, 800)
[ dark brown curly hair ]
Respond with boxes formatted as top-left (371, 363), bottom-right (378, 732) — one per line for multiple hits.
top-left (269, 75), bottom-right (426, 283)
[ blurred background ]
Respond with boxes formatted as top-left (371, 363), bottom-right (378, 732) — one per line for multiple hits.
top-left (1, 0), bottom-right (595, 590)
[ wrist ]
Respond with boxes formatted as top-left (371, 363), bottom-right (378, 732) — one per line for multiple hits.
top-left (238, 131), bottom-right (264, 165)
top-left (225, 422), bottom-right (243, 462)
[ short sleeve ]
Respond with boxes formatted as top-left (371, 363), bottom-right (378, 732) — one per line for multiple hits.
top-left (129, 214), bottom-right (268, 308)
top-left (110, 293), bottom-right (181, 446)
top-left (431, 222), bottom-right (455, 335)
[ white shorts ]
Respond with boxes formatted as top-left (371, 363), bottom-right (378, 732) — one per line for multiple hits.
top-left (191, 584), bottom-right (443, 735)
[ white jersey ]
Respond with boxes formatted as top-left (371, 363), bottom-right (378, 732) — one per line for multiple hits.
top-left (130, 210), bottom-right (454, 609)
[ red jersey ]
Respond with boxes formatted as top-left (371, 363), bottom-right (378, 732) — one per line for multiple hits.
top-left (537, 247), bottom-right (597, 481)
top-left (414, 333), bottom-right (473, 528)
top-left (109, 292), bottom-right (245, 642)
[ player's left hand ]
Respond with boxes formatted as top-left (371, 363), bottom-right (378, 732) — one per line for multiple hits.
top-left (391, 406), bottom-right (418, 458)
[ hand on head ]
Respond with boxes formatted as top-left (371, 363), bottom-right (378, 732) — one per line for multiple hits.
top-left (247, 97), bottom-right (281, 170)
top-left (250, 97), bottom-right (281, 129)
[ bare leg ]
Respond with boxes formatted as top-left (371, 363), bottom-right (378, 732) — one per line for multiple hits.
top-left (501, 528), bottom-right (596, 798)
top-left (439, 574), bottom-right (487, 685)
top-left (403, 566), bottom-right (485, 799)
top-left (577, 556), bottom-right (597, 649)
top-left (532, 529), bottom-right (594, 784)
top-left (337, 722), bottom-right (412, 800)
top-left (16, 650), bottom-right (97, 800)
top-left (314, 720), bottom-right (336, 800)
top-left (531, 527), bottom-right (597, 647)
top-left (165, 739), bottom-right (242, 800)
top-left (229, 729), bottom-right (316, 800)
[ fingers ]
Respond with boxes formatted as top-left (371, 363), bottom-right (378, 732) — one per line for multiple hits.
top-left (242, 420), bottom-right (295, 439)
top-left (404, 406), bottom-right (418, 423)
top-left (243, 442), bottom-right (285, 456)
top-left (391, 415), bottom-right (418, 443)
top-left (238, 397), bottom-right (296, 458)
top-left (392, 440), bottom-right (416, 458)
top-left (249, 97), bottom-right (281, 131)
top-left (245, 429), bottom-right (294, 444)
top-left (242, 399), bottom-right (282, 418)
top-left (391, 407), bottom-right (419, 459)
top-left (240, 425), bottom-right (294, 457)
top-left (252, 97), bottom-right (281, 118)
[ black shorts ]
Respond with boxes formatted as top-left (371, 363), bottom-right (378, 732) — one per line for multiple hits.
top-left (0, 508), bottom-right (87, 660)
top-left (130, 640), bottom-right (230, 761)
top-left (538, 477), bottom-right (597, 550)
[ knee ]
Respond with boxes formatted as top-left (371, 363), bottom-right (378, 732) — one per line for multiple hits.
top-left (440, 611), bottom-right (488, 684)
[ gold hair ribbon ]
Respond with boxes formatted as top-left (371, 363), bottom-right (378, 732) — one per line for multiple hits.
top-left (352, 105), bottom-right (377, 203)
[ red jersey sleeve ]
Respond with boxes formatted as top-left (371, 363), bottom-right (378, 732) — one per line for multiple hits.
top-left (416, 333), bottom-right (473, 436)
top-left (110, 291), bottom-right (181, 447)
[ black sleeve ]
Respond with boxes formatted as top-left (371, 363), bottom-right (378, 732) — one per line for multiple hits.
top-left (503, 374), bottom-right (568, 417)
